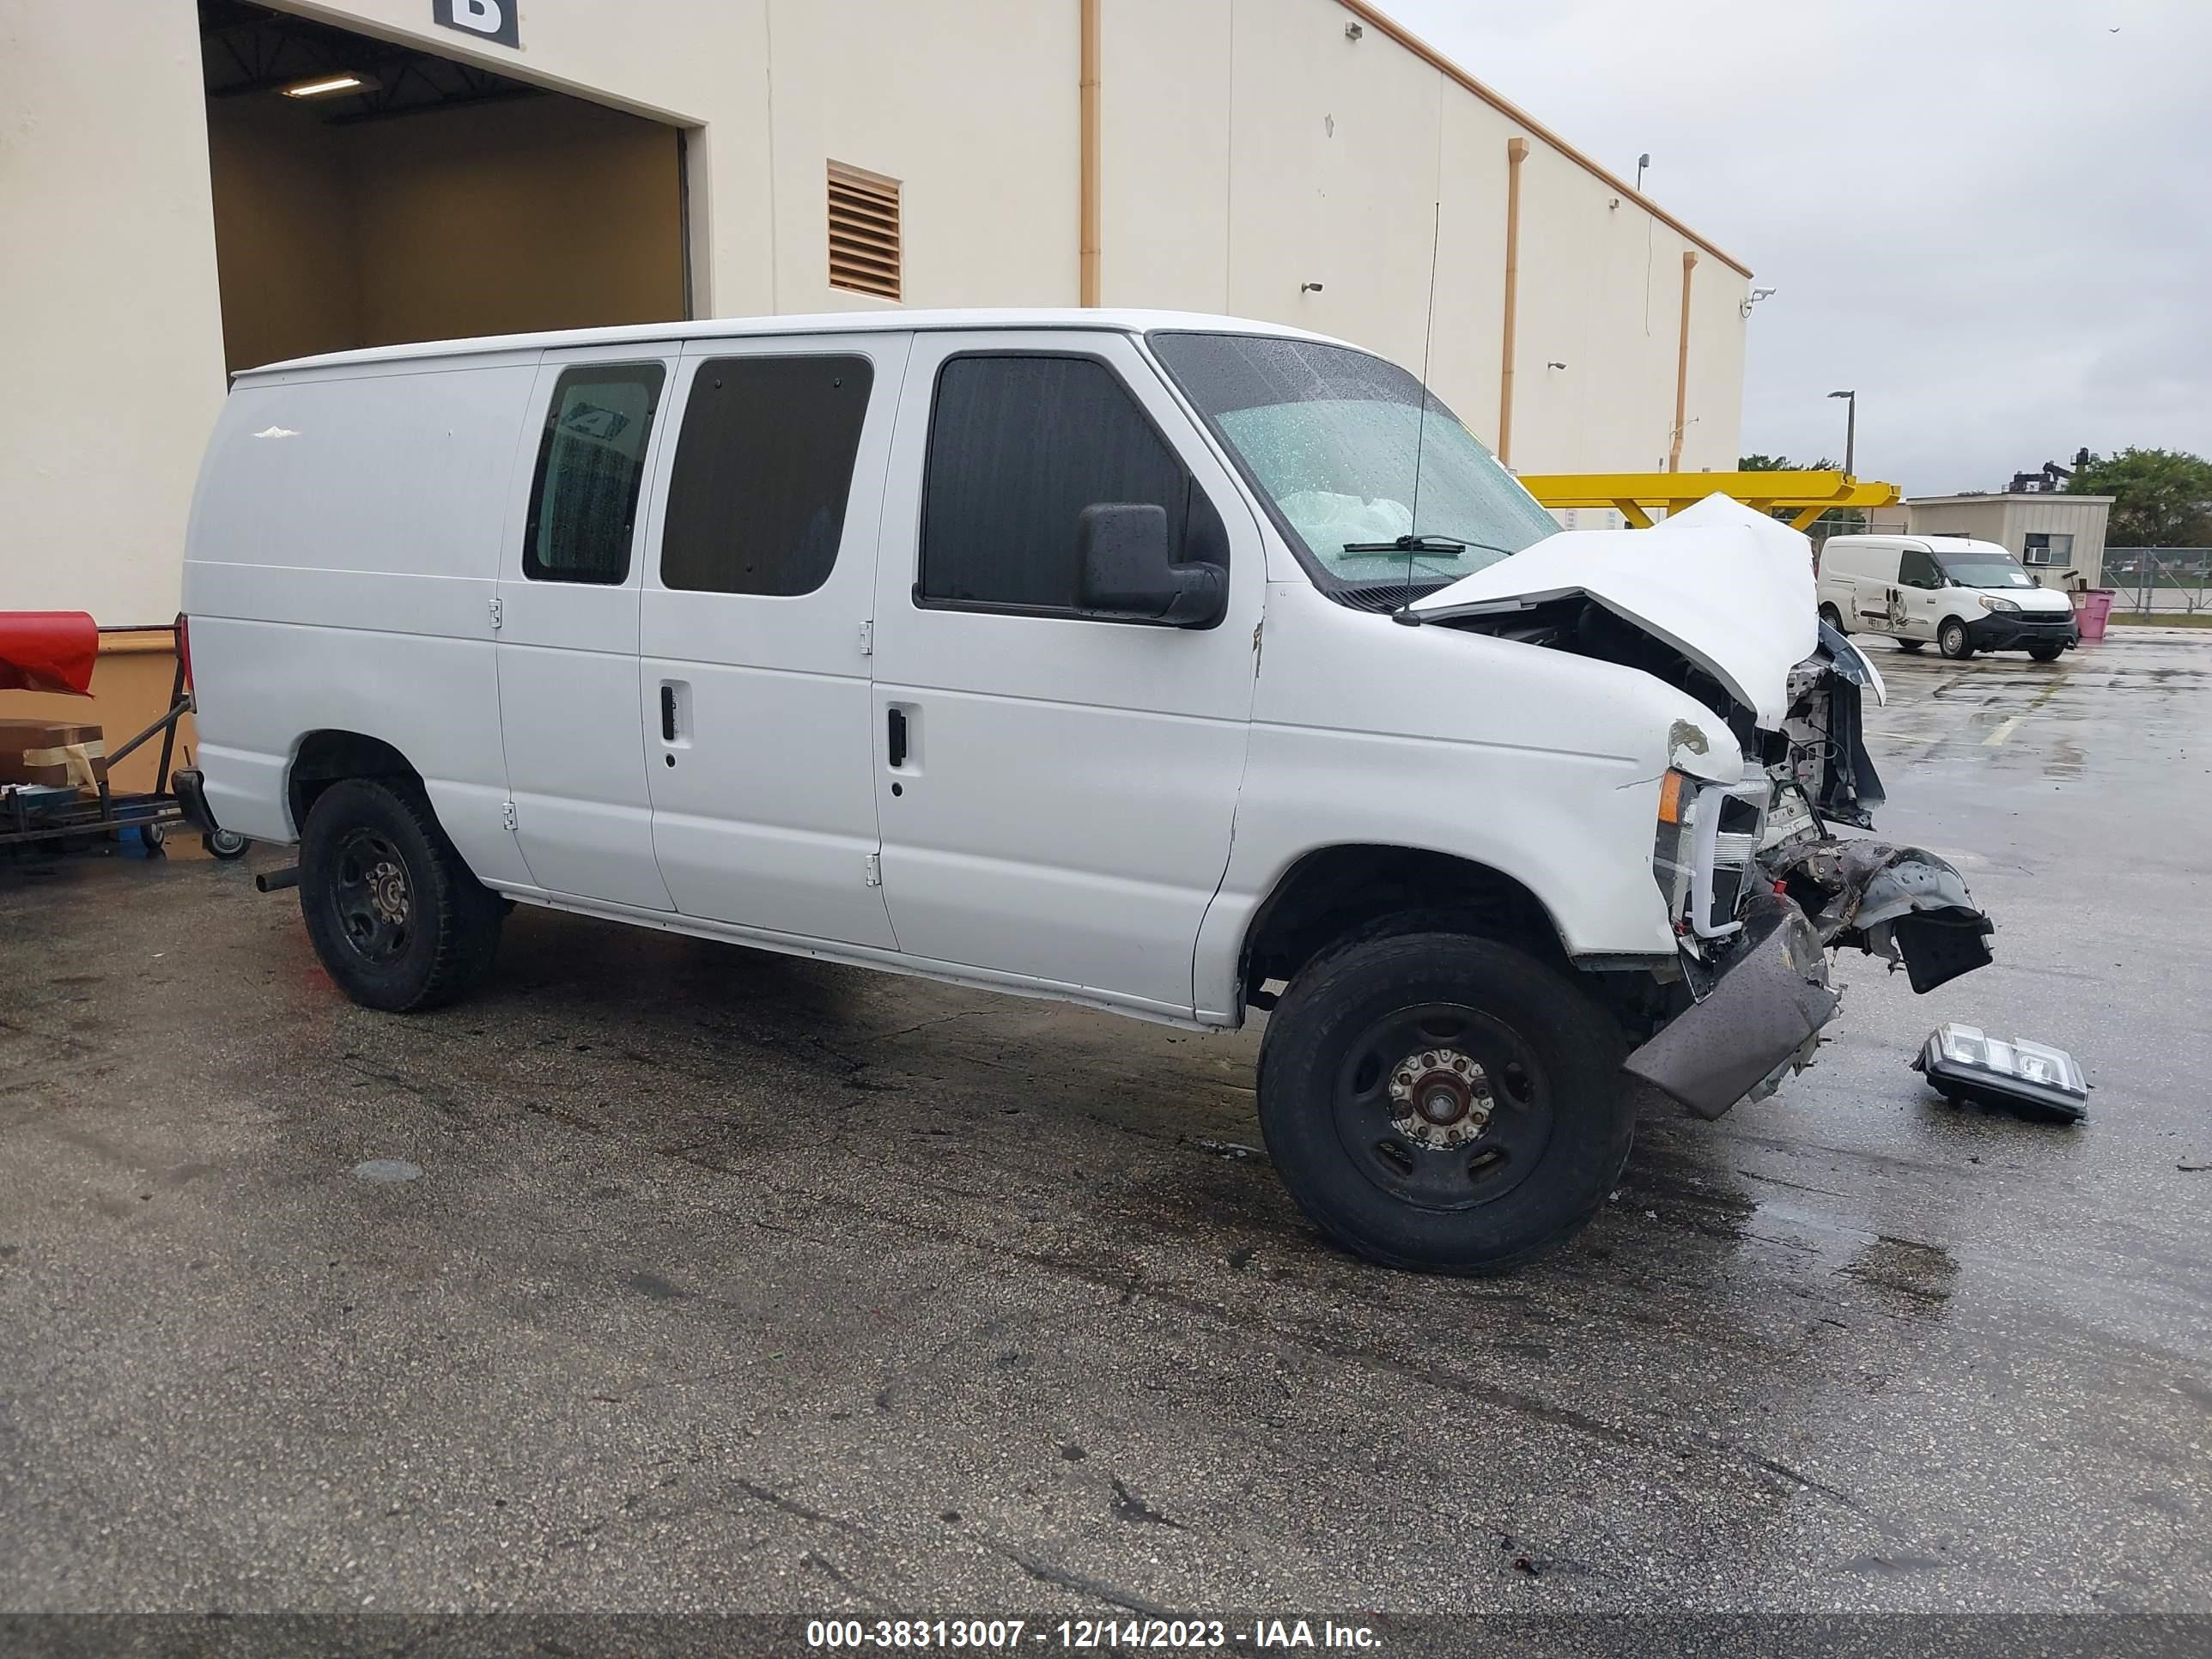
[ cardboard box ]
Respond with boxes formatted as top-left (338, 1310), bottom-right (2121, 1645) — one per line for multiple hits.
top-left (0, 718), bottom-right (107, 789)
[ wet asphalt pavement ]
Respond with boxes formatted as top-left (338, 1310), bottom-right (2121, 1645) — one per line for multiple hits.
top-left (2, 628), bottom-right (2209, 1620)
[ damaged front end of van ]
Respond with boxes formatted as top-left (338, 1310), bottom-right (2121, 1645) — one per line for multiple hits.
top-left (1411, 495), bottom-right (1995, 1121)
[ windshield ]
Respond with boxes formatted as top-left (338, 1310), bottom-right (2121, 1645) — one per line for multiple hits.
top-left (1149, 331), bottom-right (1561, 591)
top-left (1939, 553), bottom-right (2037, 589)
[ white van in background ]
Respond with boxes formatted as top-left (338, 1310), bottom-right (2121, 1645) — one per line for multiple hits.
top-left (176, 308), bottom-right (1994, 1275)
top-left (1817, 534), bottom-right (2079, 661)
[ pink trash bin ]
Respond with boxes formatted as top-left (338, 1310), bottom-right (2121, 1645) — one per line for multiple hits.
top-left (2074, 588), bottom-right (2114, 641)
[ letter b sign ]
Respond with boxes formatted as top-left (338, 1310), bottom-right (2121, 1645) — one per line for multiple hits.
top-left (434, 0), bottom-right (519, 49)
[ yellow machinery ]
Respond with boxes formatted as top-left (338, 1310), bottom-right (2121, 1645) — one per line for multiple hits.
top-left (1518, 471), bottom-right (1900, 532)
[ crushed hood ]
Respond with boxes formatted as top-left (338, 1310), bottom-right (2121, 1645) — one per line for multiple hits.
top-left (1408, 494), bottom-right (1818, 730)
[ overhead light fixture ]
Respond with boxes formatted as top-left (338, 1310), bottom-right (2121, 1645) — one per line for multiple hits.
top-left (280, 72), bottom-right (376, 100)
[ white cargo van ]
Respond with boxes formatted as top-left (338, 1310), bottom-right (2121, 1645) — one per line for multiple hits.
top-left (178, 310), bottom-right (1993, 1274)
top-left (1817, 534), bottom-right (2078, 661)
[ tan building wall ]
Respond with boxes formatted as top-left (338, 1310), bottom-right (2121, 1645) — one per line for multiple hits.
top-left (1102, 0), bottom-right (1748, 473)
top-left (0, 2), bottom-right (229, 631)
top-left (3, 0), bottom-right (1750, 639)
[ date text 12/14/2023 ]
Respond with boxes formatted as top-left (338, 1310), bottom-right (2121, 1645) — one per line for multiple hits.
top-left (805, 1618), bottom-right (1382, 1650)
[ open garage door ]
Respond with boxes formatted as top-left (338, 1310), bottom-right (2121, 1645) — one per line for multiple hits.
top-left (199, 1), bottom-right (690, 375)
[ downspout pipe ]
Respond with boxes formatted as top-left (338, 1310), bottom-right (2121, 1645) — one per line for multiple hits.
top-left (1080, 0), bottom-right (1102, 306)
top-left (1668, 250), bottom-right (1698, 472)
top-left (1497, 136), bottom-right (1528, 465)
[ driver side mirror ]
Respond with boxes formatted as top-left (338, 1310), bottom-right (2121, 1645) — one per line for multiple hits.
top-left (1076, 502), bottom-right (1226, 628)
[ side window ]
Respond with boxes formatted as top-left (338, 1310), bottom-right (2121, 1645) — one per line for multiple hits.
top-left (523, 362), bottom-right (665, 584)
top-left (660, 355), bottom-right (874, 597)
top-left (919, 354), bottom-right (1218, 612)
top-left (1899, 549), bottom-right (1941, 588)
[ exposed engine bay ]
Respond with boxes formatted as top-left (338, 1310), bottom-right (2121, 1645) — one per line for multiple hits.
top-left (1424, 592), bottom-right (1996, 1120)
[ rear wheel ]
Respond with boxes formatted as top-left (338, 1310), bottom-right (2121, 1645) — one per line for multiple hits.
top-left (204, 829), bottom-right (249, 860)
top-left (2029, 642), bottom-right (2065, 662)
top-left (1897, 638), bottom-right (1926, 652)
top-left (300, 778), bottom-right (502, 1012)
top-left (1818, 602), bottom-right (1845, 632)
top-left (1938, 618), bottom-right (1974, 659)
top-left (1256, 931), bottom-right (1632, 1275)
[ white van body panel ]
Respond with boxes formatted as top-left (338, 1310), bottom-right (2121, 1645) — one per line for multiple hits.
top-left (184, 356), bottom-right (540, 884)
top-left (495, 341), bottom-right (683, 912)
top-left (868, 329), bottom-right (1266, 1018)
top-left (1191, 579), bottom-right (1717, 1018)
top-left (637, 331), bottom-right (912, 951)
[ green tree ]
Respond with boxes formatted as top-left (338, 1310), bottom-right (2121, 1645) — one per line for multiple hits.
top-left (1735, 454), bottom-right (1863, 532)
top-left (2069, 448), bottom-right (2212, 547)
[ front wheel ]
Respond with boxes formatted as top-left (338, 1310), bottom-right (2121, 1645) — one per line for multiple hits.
top-left (1897, 638), bottom-right (1926, 652)
top-left (1256, 931), bottom-right (1633, 1275)
top-left (2029, 642), bottom-right (2065, 662)
top-left (300, 778), bottom-right (503, 1012)
top-left (1938, 618), bottom-right (1974, 659)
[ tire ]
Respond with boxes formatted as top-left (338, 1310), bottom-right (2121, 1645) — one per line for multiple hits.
top-left (1938, 618), bottom-right (1974, 659)
top-left (1256, 930), bottom-right (1633, 1275)
top-left (1897, 638), bottom-right (1926, 652)
top-left (2029, 642), bottom-right (2064, 662)
top-left (136, 822), bottom-right (167, 852)
top-left (299, 777), bottom-right (502, 1012)
top-left (204, 829), bottom-right (250, 860)
top-left (1818, 603), bottom-right (1844, 633)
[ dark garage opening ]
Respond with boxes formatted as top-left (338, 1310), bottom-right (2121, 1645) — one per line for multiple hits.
top-left (199, 1), bottom-right (690, 375)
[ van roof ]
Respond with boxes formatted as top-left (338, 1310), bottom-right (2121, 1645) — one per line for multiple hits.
top-left (238, 308), bottom-right (1352, 379)
top-left (1823, 533), bottom-right (2012, 558)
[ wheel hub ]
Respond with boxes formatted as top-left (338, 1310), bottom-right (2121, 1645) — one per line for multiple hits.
top-left (1388, 1048), bottom-right (1495, 1151)
top-left (368, 860), bottom-right (410, 925)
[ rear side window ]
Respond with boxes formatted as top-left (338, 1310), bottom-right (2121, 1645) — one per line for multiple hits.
top-left (524, 363), bottom-right (665, 584)
top-left (660, 356), bottom-right (874, 596)
top-left (919, 355), bottom-right (1214, 612)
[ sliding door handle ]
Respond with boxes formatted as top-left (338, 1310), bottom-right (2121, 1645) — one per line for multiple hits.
top-left (659, 684), bottom-right (678, 742)
top-left (886, 706), bottom-right (908, 770)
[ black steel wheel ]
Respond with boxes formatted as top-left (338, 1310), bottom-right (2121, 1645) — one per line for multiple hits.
top-left (1897, 638), bottom-right (1926, 652)
top-left (300, 778), bottom-right (501, 1012)
top-left (330, 825), bottom-right (416, 964)
top-left (204, 829), bottom-right (250, 860)
top-left (1257, 930), bottom-right (1632, 1275)
top-left (1939, 618), bottom-right (1974, 659)
top-left (2029, 642), bottom-right (2065, 662)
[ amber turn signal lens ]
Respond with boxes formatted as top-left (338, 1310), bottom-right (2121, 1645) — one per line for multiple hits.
top-left (1656, 769), bottom-right (1686, 825)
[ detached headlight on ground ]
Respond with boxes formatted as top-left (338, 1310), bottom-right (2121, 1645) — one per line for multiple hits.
top-left (1913, 1022), bottom-right (2087, 1122)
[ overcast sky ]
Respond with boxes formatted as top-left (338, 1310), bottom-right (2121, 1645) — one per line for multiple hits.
top-left (1383, 0), bottom-right (2210, 495)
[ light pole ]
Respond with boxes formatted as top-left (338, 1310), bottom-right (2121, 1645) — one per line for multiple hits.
top-left (1828, 389), bottom-right (1857, 477)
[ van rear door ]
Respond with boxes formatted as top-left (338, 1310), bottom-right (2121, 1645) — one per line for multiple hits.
top-left (496, 343), bottom-right (678, 910)
top-left (635, 334), bottom-right (908, 949)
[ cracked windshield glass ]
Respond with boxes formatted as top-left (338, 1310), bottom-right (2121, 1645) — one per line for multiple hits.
top-left (1151, 331), bottom-right (1560, 590)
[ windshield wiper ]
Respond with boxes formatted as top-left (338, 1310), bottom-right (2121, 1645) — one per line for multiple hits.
top-left (1341, 532), bottom-right (1521, 558)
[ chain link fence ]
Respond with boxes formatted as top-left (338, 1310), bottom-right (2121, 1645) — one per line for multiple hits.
top-left (2106, 549), bottom-right (2211, 614)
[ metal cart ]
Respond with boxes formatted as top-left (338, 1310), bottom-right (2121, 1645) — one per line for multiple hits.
top-left (0, 611), bottom-right (246, 861)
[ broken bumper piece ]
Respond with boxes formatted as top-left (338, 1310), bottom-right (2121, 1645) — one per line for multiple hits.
top-left (1625, 891), bottom-right (1840, 1121)
top-left (1770, 837), bottom-right (1995, 994)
